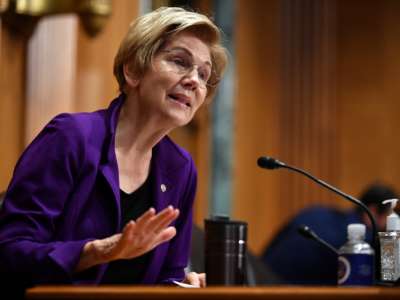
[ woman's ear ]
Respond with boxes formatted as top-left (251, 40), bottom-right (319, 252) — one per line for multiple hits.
top-left (123, 63), bottom-right (139, 88)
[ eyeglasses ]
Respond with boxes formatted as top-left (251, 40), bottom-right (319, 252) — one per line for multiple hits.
top-left (159, 49), bottom-right (219, 89)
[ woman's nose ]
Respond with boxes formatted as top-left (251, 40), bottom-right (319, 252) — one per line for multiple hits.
top-left (182, 68), bottom-right (201, 89)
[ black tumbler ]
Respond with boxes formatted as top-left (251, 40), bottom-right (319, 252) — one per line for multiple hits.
top-left (204, 216), bottom-right (248, 285)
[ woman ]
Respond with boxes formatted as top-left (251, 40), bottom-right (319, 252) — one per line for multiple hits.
top-left (0, 7), bottom-right (227, 288)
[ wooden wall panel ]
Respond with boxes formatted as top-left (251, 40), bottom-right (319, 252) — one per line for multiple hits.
top-left (25, 15), bottom-right (78, 144)
top-left (24, 1), bottom-right (139, 145)
top-left (0, 20), bottom-right (26, 191)
top-left (279, 0), bottom-right (339, 213)
top-left (337, 0), bottom-right (400, 198)
top-left (75, 0), bottom-right (138, 112)
top-left (381, 0), bottom-right (400, 183)
top-left (234, 0), bottom-right (338, 255)
top-left (234, 0), bottom-right (400, 256)
top-left (234, 0), bottom-right (282, 254)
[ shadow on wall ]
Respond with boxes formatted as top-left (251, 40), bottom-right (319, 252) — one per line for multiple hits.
top-left (0, 191), bottom-right (4, 208)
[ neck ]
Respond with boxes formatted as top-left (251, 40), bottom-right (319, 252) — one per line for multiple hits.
top-left (116, 94), bottom-right (171, 155)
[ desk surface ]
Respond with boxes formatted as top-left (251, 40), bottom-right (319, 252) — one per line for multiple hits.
top-left (26, 285), bottom-right (400, 300)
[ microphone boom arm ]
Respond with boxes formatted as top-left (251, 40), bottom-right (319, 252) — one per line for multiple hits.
top-left (282, 163), bottom-right (378, 249)
top-left (257, 156), bottom-right (380, 283)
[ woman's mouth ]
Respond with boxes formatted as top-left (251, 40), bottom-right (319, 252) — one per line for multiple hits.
top-left (167, 93), bottom-right (191, 108)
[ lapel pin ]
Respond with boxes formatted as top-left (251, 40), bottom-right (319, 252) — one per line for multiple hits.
top-left (160, 184), bottom-right (167, 192)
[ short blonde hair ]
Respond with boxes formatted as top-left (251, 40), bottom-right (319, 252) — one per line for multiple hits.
top-left (113, 7), bottom-right (228, 100)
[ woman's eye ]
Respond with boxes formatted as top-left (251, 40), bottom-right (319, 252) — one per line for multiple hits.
top-left (172, 57), bottom-right (187, 67)
top-left (199, 70), bottom-right (210, 81)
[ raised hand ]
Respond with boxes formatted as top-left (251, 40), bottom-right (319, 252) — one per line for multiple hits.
top-left (76, 206), bottom-right (179, 272)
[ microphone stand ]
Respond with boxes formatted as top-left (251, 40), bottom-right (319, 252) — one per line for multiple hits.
top-left (258, 156), bottom-right (381, 283)
top-left (298, 225), bottom-right (339, 255)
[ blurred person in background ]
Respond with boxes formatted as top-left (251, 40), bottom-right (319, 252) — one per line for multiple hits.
top-left (261, 182), bottom-right (398, 285)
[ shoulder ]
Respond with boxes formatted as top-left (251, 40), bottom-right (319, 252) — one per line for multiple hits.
top-left (45, 109), bottom-right (107, 141)
top-left (297, 206), bottom-right (337, 218)
top-left (291, 206), bottom-right (350, 241)
top-left (21, 109), bottom-right (109, 167)
top-left (291, 206), bottom-right (345, 226)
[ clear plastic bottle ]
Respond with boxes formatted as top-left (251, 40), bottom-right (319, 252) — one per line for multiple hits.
top-left (379, 231), bottom-right (400, 281)
top-left (337, 224), bottom-right (374, 286)
top-left (378, 198), bottom-right (400, 282)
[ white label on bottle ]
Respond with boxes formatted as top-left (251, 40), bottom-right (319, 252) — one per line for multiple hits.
top-left (338, 256), bottom-right (351, 285)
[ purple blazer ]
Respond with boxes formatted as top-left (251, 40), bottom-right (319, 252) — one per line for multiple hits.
top-left (0, 95), bottom-right (197, 285)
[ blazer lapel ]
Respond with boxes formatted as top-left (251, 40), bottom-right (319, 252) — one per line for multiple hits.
top-left (99, 95), bottom-right (124, 232)
top-left (142, 137), bottom-right (187, 283)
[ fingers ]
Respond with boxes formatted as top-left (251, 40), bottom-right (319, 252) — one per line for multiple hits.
top-left (109, 221), bottom-right (135, 257)
top-left (198, 273), bottom-right (206, 288)
top-left (135, 208), bottom-right (156, 227)
top-left (152, 207), bottom-right (179, 233)
top-left (109, 206), bottom-right (179, 260)
top-left (157, 226), bottom-right (177, 244)
top-left (187, 272), bottom-right (200, 287)
top-left (136, 206), bottom-right (179, 234)
top-left (120, 220), bottom-right (136, 242)
top-left (184, 272), bottom-right (206, 287)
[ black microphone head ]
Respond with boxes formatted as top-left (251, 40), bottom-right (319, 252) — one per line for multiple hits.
top-left (297, 224), bottom-right (314, 239)
top-left (257, 156), bottom-right (284, 169)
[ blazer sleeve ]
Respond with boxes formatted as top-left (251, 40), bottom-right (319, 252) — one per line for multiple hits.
top-left (157, 157), bottom-right (197, 283)
top-left (0, 114), bottom-right (90, 286)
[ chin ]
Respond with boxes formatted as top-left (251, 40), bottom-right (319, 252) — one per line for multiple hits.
top-left (173, 117), bottom-right (192, 128)
top-left (169, 114), bottom-right (193, 128)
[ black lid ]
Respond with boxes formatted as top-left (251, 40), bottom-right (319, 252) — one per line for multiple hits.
top-left (204, 216), bottom-right (247, 241)
top-left (205, 215), bottom-right (248, 226)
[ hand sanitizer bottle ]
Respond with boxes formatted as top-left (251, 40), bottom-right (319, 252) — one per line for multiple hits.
top-left (338, 223), bottom-right (374, 286)
top-left (378, 198), bottom-right (400, 282)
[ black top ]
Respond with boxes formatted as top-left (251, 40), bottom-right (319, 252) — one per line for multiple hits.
top-left (101, 177), bottom-right (153, 284)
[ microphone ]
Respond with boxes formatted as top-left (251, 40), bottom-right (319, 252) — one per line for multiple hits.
top-left (257, 156), bottom-right (286, 169)
top-left (257, 155), bottom-right (380, 281)
top-left (298, 225), bottom-right (338, 255)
